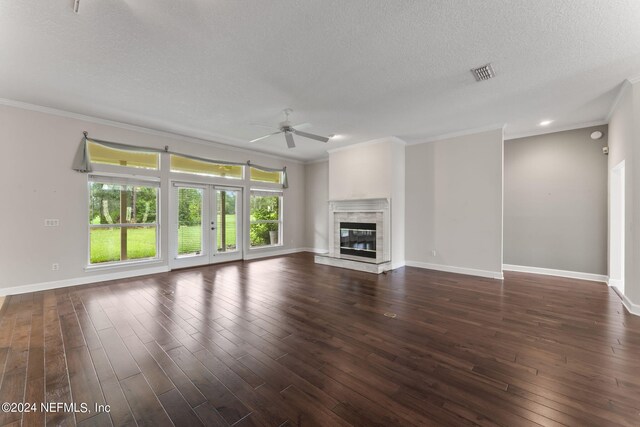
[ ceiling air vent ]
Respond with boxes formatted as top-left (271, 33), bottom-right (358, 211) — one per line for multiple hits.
top-left (471, 63), bottom-right (495, 81)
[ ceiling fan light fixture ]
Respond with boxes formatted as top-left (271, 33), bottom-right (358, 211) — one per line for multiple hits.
top-left (248, 109), bottom-right (329, 148)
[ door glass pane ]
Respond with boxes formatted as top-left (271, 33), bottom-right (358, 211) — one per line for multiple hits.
top-left (177, 188), bottom-right (203, 256)
top-left (217, 190), bottom-right (237, 252)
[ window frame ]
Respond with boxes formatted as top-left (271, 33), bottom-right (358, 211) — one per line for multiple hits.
top-left (249, 189), bottom-right (284, 249)
top-left (86, 175), bottom-right (161, 268)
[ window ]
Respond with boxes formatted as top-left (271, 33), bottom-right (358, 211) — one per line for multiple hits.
top-left (87, 141), bottom-right (159, 169)
top-left (170, 155), bottom-right (243, 179)
top-left (250, 190), bottom-right (282, 248)
top-left (89, 177), bottom-right (159, 264)
top-left (250, 167), bottom-right (282, 184)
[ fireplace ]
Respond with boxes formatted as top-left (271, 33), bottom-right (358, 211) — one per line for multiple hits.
top-left (315, 198), bottom-right (391, 273)
top-left (340, 222), bottom-right (377, 259)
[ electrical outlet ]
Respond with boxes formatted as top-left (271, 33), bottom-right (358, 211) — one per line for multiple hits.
top-left (44, 219), bottom-right (60, 227)
top-left (52, 263), bottom-right (59, 271)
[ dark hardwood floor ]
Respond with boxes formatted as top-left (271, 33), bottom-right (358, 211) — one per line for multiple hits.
top-left (0, 252), bottom-right (639, 426)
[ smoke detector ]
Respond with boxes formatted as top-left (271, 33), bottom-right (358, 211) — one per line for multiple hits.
top-left (471, 63), bottom-right (495, 81)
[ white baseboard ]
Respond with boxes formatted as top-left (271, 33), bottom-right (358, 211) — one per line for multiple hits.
top-left (0, 266), bottom-right (170, 297)
top-left (502, 264), bottom-right (607, 283)
top-left (611, 286), bottom-right (640, 316)
top-left (301, 247), bottom-right (329, 254)
top-left (391, 260), bottom-right (406, 270)
top-left (608, 278), bottom-right (622, 288)
top-left (405, 261), bottom-right (504, 280)
top-left (244, 247), bottom-right (307, 260)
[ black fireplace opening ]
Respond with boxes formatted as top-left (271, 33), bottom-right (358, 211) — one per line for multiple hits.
top-left (340, 222), bottom-right (376, 259)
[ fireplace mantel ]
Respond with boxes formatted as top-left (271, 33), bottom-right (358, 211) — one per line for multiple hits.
top-left (315, 198), bottom-right (392, 273)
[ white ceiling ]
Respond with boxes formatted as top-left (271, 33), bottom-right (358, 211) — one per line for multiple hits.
top-left (1, 1), bottom-right (640, 161)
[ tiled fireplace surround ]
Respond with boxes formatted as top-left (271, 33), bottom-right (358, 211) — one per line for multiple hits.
top-left (315, 198), bottom-right (392, 273)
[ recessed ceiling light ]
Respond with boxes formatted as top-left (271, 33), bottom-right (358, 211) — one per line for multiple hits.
top-left (329, 134), bottom-right (342, 140)
top-left (539, 120), bottom-right (553, 126)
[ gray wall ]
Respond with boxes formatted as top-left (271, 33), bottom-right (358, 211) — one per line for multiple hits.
top-left (608, 80), bottom-right (640, 305)
top-left (304, 160), bottom-right (329, 252)
top-left (405, 129), bottom-right (504, 276)
top-left (504, 125), bottom-right (608, 274)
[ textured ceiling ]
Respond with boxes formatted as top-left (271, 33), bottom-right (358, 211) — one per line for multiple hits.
top-left (1, 0), bottom-right (640, 160)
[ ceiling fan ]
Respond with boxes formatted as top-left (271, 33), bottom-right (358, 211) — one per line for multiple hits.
top-left (249, 109), bottom-right (329, 148)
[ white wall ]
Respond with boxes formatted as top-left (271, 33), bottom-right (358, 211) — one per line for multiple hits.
top-left (328, 137), bottom-right (406, 267)
top-left (0, 104), bottom-right (306, 292)
top-left (405, 129), bottom-right (504, 278)
top-left (608, 80), bottom-right (640, 309)
top-left (329, 139), bottom-right (394, 200)
top-left (304, 160), bottom-right (329, 252)
top-left (391, 142), bottom-right (405, 267)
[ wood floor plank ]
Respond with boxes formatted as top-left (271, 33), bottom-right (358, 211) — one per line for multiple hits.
top-left (0, 253), bottom-right (639, 426)
top-left (89, 347), bottom-right (137, 427)
top-left (120, 373), bottom-right (173, 427)
top-left (157, 388), bottom-right (204, 427)
top-left (143, 340), bottom-right (207, 408)
top-left (66, 346), bottom-right (106, 423)
top-left (96, 328), bottom-right (140, 381)
top-left (166, 345), bottom-right (250, 425)
top-left (122, 334), bottom-right (174, 395)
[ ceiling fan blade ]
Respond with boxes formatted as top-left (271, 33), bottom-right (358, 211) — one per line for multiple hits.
top-left (250, 131), bottom-right (282, 143)
top-left (292, 129), bottom-right (329, 143)
top-left (285, 131), bottom-right (296, 148)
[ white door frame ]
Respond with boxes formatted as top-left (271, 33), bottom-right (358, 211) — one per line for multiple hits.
top-left (609, 160), bottom-right (625, 293)
top-left (169, 181), bottom-right (243, 269)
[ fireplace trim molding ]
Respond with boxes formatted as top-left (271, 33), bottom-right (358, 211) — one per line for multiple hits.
top-left (328, 198), bottom-right (391, 264)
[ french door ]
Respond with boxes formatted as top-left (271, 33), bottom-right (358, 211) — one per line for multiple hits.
top-left (170, 183), bottom-right (243, 268)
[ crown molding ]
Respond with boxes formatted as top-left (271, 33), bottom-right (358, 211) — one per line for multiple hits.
top-left (504, 119), bottom-right (608, 141)
top-left (405, 123), bottom-right (506, 145)
top-left (304, 156), bottom-right (329, 165)
top-left (627, 74), bottom-right (640, 84)
top-left (605, 80), bottom-right (632, 122)
top-left (325, 135), bottom-right (406, 155)
top-left (0, 98), bottom-right (305, 164)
